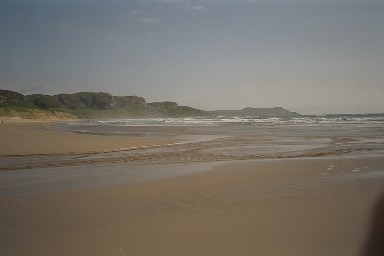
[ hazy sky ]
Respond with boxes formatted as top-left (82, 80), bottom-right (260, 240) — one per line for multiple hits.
top-left (1, 0), bottom-right (383, 114)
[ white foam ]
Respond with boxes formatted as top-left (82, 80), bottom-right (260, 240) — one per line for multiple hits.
top-left (73, 114), bottom-right (384, 128)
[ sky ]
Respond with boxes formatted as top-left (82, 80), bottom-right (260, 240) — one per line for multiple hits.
top-left (1, 0), bottom-right (383, 114)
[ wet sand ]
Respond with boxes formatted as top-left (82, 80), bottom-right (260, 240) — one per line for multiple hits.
top-left (0, 157), bottom-right (383, 256)
top-left (0, 120), bottom-right (384, 255)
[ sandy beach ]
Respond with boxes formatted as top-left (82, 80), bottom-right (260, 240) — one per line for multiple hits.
top-left (0, 118), bottom-right (179, 155)
top-left (2, 0), bottom-right (384, 254)
top-left (1, 119), bottom-right (384, 256)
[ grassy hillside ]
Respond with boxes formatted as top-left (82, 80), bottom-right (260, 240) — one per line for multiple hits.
top-left (0, 90), bottom-right (208, 119)
top-left (0, 89), bottom-right (300, 120)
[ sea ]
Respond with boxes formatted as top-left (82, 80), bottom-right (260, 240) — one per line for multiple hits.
top-left (86, 113), bottom-right (384, 127)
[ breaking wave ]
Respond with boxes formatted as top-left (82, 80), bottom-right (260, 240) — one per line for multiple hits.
top-left (94, 114), bottom-right (384, 127)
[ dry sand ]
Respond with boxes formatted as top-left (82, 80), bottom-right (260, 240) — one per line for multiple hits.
top-left (0, 119), bottom-right (383, 255)
top-left (0, 118), bottom-right (179, 155)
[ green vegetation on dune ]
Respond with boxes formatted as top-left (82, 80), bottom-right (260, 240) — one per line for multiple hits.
top-left (26, 94), bottom-right (64, 109)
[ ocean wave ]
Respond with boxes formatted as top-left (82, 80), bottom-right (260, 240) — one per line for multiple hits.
top-left (93, 114), bottom-right (384, 127)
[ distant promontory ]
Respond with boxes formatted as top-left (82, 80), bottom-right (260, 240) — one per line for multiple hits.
top-left (0, 89), bottom-right (300, 119)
